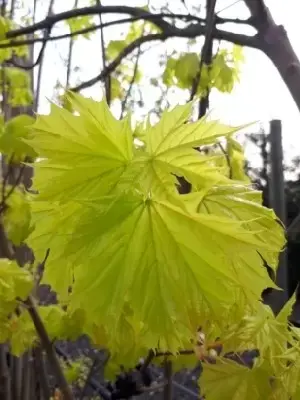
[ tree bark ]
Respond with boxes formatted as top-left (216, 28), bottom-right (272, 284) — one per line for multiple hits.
top-left (244, 0), bottom-right (300, 113)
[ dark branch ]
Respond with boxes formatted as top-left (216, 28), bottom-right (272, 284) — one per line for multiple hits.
top-left (72, 25), bottom-right (258, 92)
top-left (215, 15), bottom-right (255, 26)
top-left (24, 296), bottom-right (74, 400)
top-left (71, 32), bottom-right (168, 91)
top-left (120, 24), bottom-right (145, 117)
top-left (9, 27), bottom-right (51, 70)
top-left (190, 0), bottom-right (217, 103)
top-left (0, 14), bottom-right (200, 49)
top-left (5, 6), bottom-right (175, 38)
top-left (3, 5), bottom-right (258, 49)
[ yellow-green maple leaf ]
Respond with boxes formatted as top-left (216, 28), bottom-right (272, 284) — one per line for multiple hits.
top-left (26, 94), bottom-right (285, 355)
top-left (201, 358), bottom-right (272, 399)
top-left (26, 92), bottom-right (133, 202)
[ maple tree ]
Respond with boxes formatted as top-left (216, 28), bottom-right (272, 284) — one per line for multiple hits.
top-left (0, 0), bottom-right (299, 399)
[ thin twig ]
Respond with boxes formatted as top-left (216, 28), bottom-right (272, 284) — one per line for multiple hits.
top-left (218, 142), bottom-right (233, 179)
top-left (71, 32), bottom-right (169, 91)
top-left (0, 163), bottom-right (26, 215)
top-left (35, 248), bottom-right (50, 288)
top-left (141, 381), bottom-right (166, 393)
top-left (0, 207), bottom-right (71, 399)
top-left (9, 0), bottom-right (16, 19)
top-left (1, 154), bottom-right (14, 204)
top-left (35, 0), bottom-right (55, 110)
top-left (10, 27), bottom-right (51, 70)
top-left (140, 349), bottom-right (155, 373)
top-left (190, 0), bottom-right (217, 105)
top-left (120, 25), bottom-right (145, 117)
top-left (79, 356), bottom-right (98, 400)
top-left (154, 349), bottom-right (194, 358)
top-left (55, 345), bottom-right (112, 400)
top-left (198, 0), bottom-right (217, 118)
top-left (24, 296), bottom-right (74, 400)
top-left (96, 0), bottom-right (111, 105)
top-left (149, 365), bottom-right (200, 399)
top-left (66, 0), bottom-right (79, 88)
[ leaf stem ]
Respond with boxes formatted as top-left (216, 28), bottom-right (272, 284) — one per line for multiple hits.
top-left (24, 295), bottom-right (74, 400)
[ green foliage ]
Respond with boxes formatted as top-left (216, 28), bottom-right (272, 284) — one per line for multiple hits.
top-left (14, 93), bottom-right (290, 396)
top-left (0, 259), bottom-right (33, 345)
top-left (3, 185), bottom-right (33, 245)
top-left (1, 67), bottom-right (33, 107)
top-left (163, 45), bottom-right (244, 96)
top-left (0, 114), bottom-right (37, 162)
top-left (0, 4), bottom-right (294, 398)
top-left (107, 20), bottom-right (160, 61)
top-left (110, 76), bottom-right (124, 101)
top-left (0, 17), bottom-right (29, 62)
top-left (0, 16), bottom-right (32, 110)
top-left (200, 297), bottom-right (300, 399)
top-left (226, 137), bottom-right (250, 182)
top-left (0, 75), bottom-right (292, 396)
top-left (8, 304), bottom-right (85, 356)
top-left (201, 357), bottom-right (273, 399)
top-left (65, 15), bottom-right (95, 40)
top-left (62, 360), bottom-right (82, 384)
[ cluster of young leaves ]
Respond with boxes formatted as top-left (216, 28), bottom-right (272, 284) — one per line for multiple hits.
top-left (0, 259), bottom-right (33, 344)
top-left (200, 295), bottom-right (300, 399)
top-left (1, 66), bottom-right (34, 107)
top-left (65, 15), bottom-right (95, 40)
top-left (163, 45), bottom-right (244, 96)
top-left (0, 16), bottom-right (29, 61)
top-left (61, 356), bottom-right (91, 387)
top-left (0, 115), bottom-right (36, 247)
top-left (226, 136), bottom-right (251, 182)
top-left (204, 137), bottom-right (250, 182)
top-left (8, 304), bottom-right (85, 356)
top-left (2, 184), bottom-right (33, 246)
top-left (18, 91), bottom-right (289, 393)
top-left (0, 17), bottom-right (33, 108)
top-left (0, 113), bottom-right (36, 162)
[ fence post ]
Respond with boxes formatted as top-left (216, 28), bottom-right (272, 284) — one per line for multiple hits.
top-left (266, 119), bottom-right (288, 314)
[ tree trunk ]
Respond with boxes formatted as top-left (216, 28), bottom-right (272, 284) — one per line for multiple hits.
top-left (244, 0), bottom-right (300, 113)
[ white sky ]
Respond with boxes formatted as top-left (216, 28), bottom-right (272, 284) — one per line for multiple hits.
top-left (32, 0), bottom-right (300, 170)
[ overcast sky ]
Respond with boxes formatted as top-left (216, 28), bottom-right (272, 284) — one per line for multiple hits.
top-left (31, 0), bottom-right (300, 169)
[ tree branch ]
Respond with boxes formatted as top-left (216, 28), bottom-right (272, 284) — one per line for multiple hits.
top-left (24, 296), bottom-right (74, 400)
top-left (71, 32), bottom-right (168, 91)
top-left (72, 25), bottom-right (258, 92)
top-left (243, 0), bottom-right (300, 113)
top-left (5, 6), bottom-right (174, 38)
top-left (3, 5), bottom-right (258, 49)
top-left (9, 27), bottom-right (51, 70)
top-left (243, 0), bottom-right (270, 29)
top-left (96, 0), bottom-right (111, 105)
top-left (215, 15), bottom-right (255, 26)
top-left (0, 14), bottom-right (199, 49)
top-left (120, 24), bottom-right (145, 117)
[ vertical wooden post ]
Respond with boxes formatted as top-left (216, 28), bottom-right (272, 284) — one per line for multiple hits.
top-left (163, 360), bottom-right (173, 400)
top-left (267, 119), bottom-right (288, 314)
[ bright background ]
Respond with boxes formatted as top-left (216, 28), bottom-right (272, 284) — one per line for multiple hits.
top-left (30, 0), bottom-right (300, 169)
